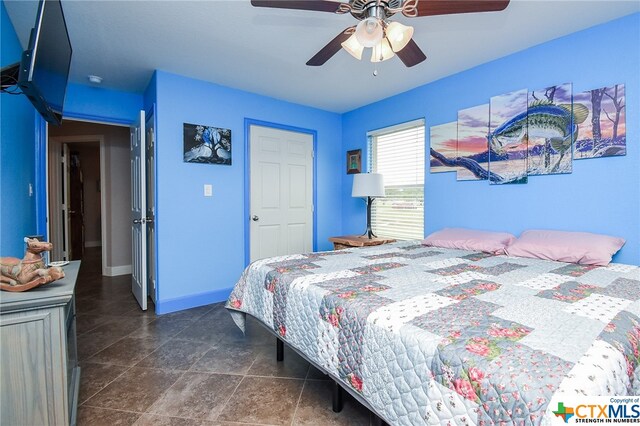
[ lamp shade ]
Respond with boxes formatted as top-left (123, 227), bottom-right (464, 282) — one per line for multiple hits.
top-left (352, 173), bottom-right (385, 198)
top-left (341, 34), bottom-right (364, 60)
top-left (371, 38), bottom-right (395, 63)
top-left (355, 17), bottom-right (383, 48)
top-left (385, 21), bottom-right (414, 52)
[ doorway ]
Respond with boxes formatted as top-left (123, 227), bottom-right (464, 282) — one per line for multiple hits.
top-left (61, 142), bottom-right (100, 260)
top-left (48, 120), bottom-right (132, 276)
top-left (248, 124), bottom-right (314, 262)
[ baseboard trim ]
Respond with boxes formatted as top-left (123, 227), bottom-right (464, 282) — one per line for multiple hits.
top-left (103, 265), bottom-right (132, 276)
top-left (85, 240), bottom-right (102, 248)
top-left (155, 287), bottom-right (233, 315)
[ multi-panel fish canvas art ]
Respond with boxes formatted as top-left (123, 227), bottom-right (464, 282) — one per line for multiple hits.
top-left (457, 104), bottom-right (489, 181)
top-left (574, 84), bottom-right (626, 159)
top-left (428, 80), bottom-right (627, 186)
top-left (527, 83), bottom-right (576, 176)
top-left (489, 89), bottom-right (528, 185)
top-left (429, 122), bottom-right (458, 173)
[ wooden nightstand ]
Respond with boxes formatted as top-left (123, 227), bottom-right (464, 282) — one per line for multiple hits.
top-left (328, 235), bottom-right (396, 250)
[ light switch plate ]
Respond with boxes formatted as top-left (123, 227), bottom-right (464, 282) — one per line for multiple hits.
top-left (204, 184), bottom-right (213, 197)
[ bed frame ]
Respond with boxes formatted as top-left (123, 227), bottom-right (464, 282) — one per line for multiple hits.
top-left (276, 337), bottom-right (389, 425)
top-left (255, 314), bottom-right (390, 425)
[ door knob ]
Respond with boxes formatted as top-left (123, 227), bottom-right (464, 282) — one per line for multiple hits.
top-left (145, 217), bottom-right (154, 224)
top-left (251, 215), bottom-right (259, 221)
top-left (132, 218), bottom-right (143, 224)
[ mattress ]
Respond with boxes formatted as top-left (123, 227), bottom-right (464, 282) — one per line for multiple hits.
top-left (225, 240), bottom-right (640, 425)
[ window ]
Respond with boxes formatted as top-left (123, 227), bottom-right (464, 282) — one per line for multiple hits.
top-left (369, 119), bottom-right (425, 240)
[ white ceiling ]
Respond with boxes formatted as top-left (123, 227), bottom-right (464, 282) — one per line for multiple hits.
top-left (4, 0), bottom-right (639, 113)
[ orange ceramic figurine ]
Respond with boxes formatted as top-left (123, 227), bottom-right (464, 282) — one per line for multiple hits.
top-left (0, 238), bottom-right (65, 292)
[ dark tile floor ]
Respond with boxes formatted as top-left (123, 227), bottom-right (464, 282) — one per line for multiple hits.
top-left (75, 249), bottom-right (374, 425)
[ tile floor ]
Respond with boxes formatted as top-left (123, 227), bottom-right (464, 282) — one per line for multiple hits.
top-left (75, 249), bottom-right (375, 425)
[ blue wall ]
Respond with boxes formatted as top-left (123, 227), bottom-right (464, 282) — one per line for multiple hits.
top-left (64, 82), bottom-right (143, 124)
top-left (1, 0), bottom-right (143, 255)
top-left (342, 13), bottom-right (640, 265)
top-left (1, 2), bottom-right (36, 256)
top-left (143, 71), bottom-right (157, 113)
top-left (153, 71), bottom-right (343, 313)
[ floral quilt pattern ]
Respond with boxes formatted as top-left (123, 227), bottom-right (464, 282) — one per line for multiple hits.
top-left (226, 242), bottom-right (640, 425)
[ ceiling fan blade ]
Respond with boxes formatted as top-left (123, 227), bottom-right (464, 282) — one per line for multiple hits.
top-left (251, 0), bottom-right (344, 13)
top-left (416, 0), bottom-right (510, 17)
top-left (306, 27), bottom-right (354, 66)
top-left (396, 39), bottom-right (427, 67)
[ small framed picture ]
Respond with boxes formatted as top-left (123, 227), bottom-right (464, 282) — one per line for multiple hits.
top-left (346, 149), bottom-right (361, 174)
top-left (183, 123), bottom-right (232, 165)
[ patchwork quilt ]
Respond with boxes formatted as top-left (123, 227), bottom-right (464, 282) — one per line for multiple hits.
top-left (225, 241), bottom-right (640, 425)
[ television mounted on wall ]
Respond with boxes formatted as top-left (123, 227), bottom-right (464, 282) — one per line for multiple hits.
top-left (1, 0), bottom-right (72, 125)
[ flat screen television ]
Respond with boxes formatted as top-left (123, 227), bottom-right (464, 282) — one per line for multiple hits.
top-left (18, 0), bottom-right (72, 125)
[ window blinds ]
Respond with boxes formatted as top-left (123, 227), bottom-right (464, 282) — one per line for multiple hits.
top-left (369, 120), bottom-right (425, 240)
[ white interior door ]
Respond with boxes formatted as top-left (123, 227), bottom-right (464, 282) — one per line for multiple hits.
top-left (47, 140), bottom-right (63, 261)
top-left (249, 125), bottom-right (313, 262)
top-left (145, 113), bottom-right (156, 304)
top-left (62, 143), bottom-right (70, 261)
top-left (49, 141), bottom-right (68, 261)
top-left (131, 110), bottom-right (147, 310)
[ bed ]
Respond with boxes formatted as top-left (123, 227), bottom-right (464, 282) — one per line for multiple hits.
top-left (225, 240), bottom-right (640, 425)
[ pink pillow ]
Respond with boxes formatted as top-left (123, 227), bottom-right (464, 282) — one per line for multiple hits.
top-left (506, 230), bottom-right (625, 266)
top-left (422, 228), bottom-right (516, 254)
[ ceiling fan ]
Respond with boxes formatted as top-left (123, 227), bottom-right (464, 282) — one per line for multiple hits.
top-left (251, 0), bottom-right (511, 67)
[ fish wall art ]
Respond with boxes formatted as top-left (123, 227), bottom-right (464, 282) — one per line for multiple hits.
top-left (527, 83), bottom-right (579, 176)
top-left (429, 81), bottom-right (626, 186)
top-left (574, 84), bottom-right (626, 159)
top-left (489, 89), bottom-right (529, 185)
top-left (457, 104), bottom-right (489, 182)
top-left (429, 122), bottom-right (458, 174)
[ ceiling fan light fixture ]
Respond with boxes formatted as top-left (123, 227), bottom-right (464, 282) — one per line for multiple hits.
top-left (355, 17), bottom-right (383, 48)
top-left (371, 38), bottom-right (395, 63)
top-left (341, 34), bottom-right (364, 60)
top-left (386, 21), bottom-right (414, 52)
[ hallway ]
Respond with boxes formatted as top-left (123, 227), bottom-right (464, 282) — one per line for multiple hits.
top-left (74, 248), bottom-right (373, 425)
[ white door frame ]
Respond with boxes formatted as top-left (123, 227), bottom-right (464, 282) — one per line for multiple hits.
top-left (48, 135), bottom-right (106, 268)
top-left (244, 119), bottom-right (318, 265)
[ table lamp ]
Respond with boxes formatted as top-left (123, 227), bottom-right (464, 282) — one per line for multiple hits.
top-left (352, 173), bottom-right (385, 239)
